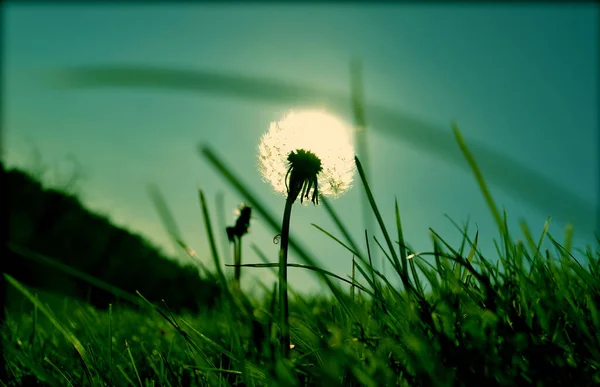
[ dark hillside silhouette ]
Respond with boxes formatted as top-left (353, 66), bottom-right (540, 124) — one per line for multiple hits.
top-left (6, 167), bottom-right (220, 312)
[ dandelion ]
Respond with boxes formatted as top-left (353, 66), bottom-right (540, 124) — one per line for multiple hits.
top-left (257, 109), bottom-right (355, 357)
top-left (226, 203), bottom-right (252, 291)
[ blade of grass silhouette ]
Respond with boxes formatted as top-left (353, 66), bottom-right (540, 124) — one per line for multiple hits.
top-left (395, 198), bottom-right (409, 284)
top-left (310, 222), bottom-right (379, 295)
top-left (53, 65), bottom-right (598, 236)
top-left (198, 189), bottom-right (234, 306)
top-left (147, 184), bottom-right (198, 265)
top-left (134, 292), bottom-right (223, 385)
top-left (350, 60), bottom-right (376, 271)
top-left (5, 274), bottom-right (91, 375)
top-left (8, 243), bottom-right (146, 308)
top-left (52, 65), bottom-right (343, 107)
top-left (251, 243), bottom-right (305, 305)
top-left (320, 196), bottom-right (365, 260)
top-left (319, 196), bottom-right (378, 293)
top-left (225, 262), bottom-right (374, 297)
top-left (310, 223), bottom-right (361, 257)
top-left (43, 357), bottom-right (72, 387)
top-left (452, 124), bottom-right (504, 233)
top-left (215, 192), bottom-right (231, 273)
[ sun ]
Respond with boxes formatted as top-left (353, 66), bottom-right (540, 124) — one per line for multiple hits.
top-left (258, 109), bottom-right (355, 201)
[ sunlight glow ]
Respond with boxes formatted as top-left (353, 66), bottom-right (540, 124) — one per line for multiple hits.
top-left (258, 109), bottom-right (355, 200)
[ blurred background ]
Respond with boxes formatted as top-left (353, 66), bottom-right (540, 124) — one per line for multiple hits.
top-left (3, 4), bottom-right (598, 295)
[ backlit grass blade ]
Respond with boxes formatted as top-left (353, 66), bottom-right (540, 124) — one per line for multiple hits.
top-left (408, 254), bottom-right (425, 297)
top-left (311, 223), bottom-right (361, 258)
top-left (462, 231), bottom-right (479, 283)
top-left (354, 156), bottom-right (402, 279)
top-left (198, 189), bottom-right (228, 292)
top-left (320, 196), bottom-right (365, 262)
top-left (134, 291), bottom-right (224, 384)
top-left (372, 236), bottom-right (396, 276)
top-left (395, 198), bottom-right (409, 281)
top-left (4, 274), bottom-right (90, 369)
top-left (44, 357), bottom-right (73, 387)
top-left (125, 339), bottom-right (144, 387)
top-left (350, 60), bottom-right (375, 266)
top-left (536, 217), bottom-right (552, 255)
top-left (147, 184), bottom-right (194, 262)
top-left (362, 230), bottom-right (380, 294)
top-left (215, 191), bottom-right (232, 272)
top-left (8, 243), bottom-right (145, 308)
top-left (226, 262), bottom-right (374, 298)
top-left (53, 65), bottom-right (344, 107)
top-left (452, 123), bottom-right (503, 233)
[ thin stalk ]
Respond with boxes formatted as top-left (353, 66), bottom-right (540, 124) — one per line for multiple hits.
top-left (233, 237), bottom-right (243, 292)
top-left (279, 198), bottom-right (294, 358)
top-left (237, 238), bottom-right (242, 283)
top-left (351, 257), bottom-right (356, 301)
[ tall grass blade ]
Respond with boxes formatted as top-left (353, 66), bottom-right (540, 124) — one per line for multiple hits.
top-left (311, 223), bottom-right (360, 257)
top-left (354, 156), bottom-right (402, 278)
top-left (395, 198), bottom-right (409, 281)
top-left (8, 243), bottom-right (145, 307)
top-left (226, 262), bottom-right (374, 297)
top-left (147, 184), bottom-right (193, 263)
top-left (198, 189), bottom-right (228, 292)
top-left (349, 60), bottom-right (375, 270)
top-left (320, 196), bottom-right (365, 262)
top-left (125, 339), bottom-right (144, 387)
top-left (4, 274), bottom-right (90, 368)
top-left (215, 191), bottom-right (232, 270)
top-left (462, 231), bottom-right (479, 283)
top-left (452, 123), bottom-right (503, 233)
top-left (44, 357), bottom-right (73, 387)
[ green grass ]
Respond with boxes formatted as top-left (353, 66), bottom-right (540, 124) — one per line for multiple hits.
top-left (3, 123), bottom-right (599, 386)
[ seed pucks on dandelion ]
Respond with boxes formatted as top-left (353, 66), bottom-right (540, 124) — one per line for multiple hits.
top-left (258, 110), bottom-right (356, 204)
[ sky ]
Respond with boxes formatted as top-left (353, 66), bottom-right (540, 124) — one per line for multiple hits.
top-left (4, 4), bottom-right (599, 295)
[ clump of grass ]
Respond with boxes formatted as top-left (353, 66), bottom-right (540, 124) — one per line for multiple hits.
top-left (3, 122), bottom-right (599, 386)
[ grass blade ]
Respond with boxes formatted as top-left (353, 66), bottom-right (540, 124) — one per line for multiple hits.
top-left (8, 243), bottom-right (145, 307)
top-left (226, 262), bottom-right (374, 297)
top-left (355, 156), bottom-right (412, 293)
top-left (395, 198), bottom-right (409, 282)
top-left (452, 123), bottom-right (503, 233)
top-left (5, 274), bottom-right (89, 367)
top-left (198, 189), bottom-right (229, 293)
top-left (311, 223), bottom-right (360, 257)
top-left (125, 340), bottom-right (144, 387)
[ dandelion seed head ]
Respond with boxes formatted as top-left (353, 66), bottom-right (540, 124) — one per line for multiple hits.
top-left (258, 109), bottom-right (355, 201)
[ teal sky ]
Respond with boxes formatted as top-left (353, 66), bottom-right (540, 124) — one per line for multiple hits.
top-left (4, 4), bottom-right (598, 295)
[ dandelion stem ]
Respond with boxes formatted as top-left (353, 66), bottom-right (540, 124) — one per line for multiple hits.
top-left (278, 197), bottom-right (294, 358)
top-left (235, 238), bottom-right (242, 284)
top-left (233, 238), bottom-right (241, 292)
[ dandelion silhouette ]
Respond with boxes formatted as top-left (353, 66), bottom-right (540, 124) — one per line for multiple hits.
top-left (226, 204), bottom-right (252, 242)
top-left (257, 109), bottom-right (355, 357)
top-left (226, 203), bottom-right (252, 291)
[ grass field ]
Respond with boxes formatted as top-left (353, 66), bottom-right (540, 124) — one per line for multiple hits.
top-left (3, 122), bottom-right (599, 386)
